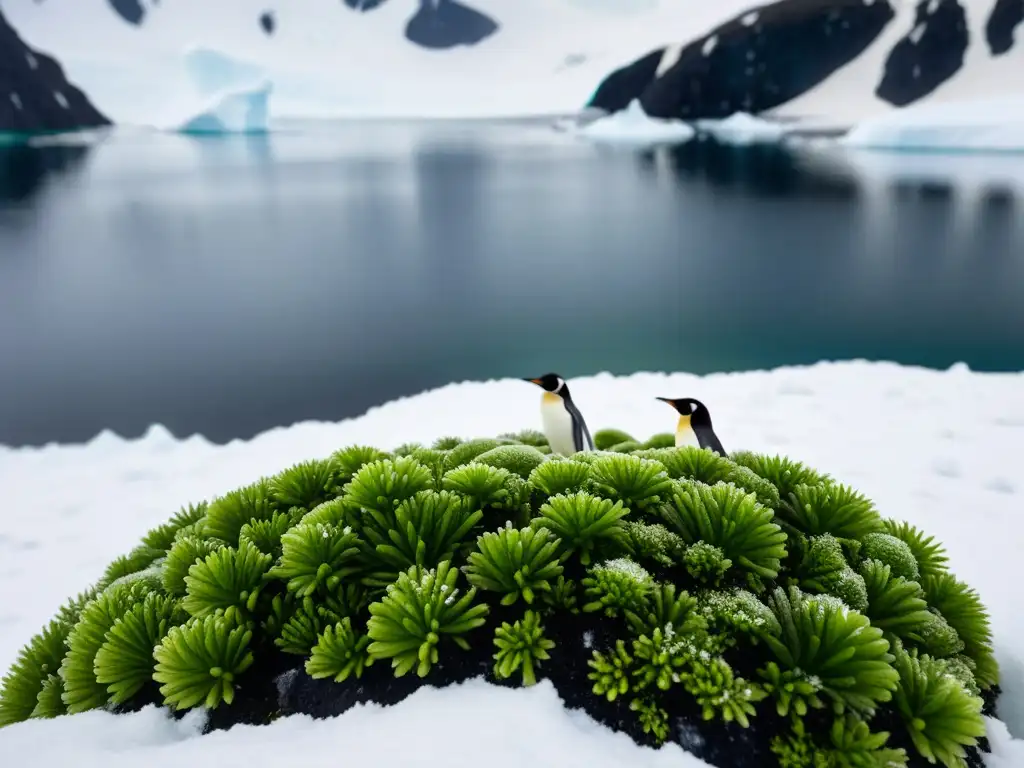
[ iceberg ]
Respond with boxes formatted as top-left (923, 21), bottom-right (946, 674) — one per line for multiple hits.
top-left (176, 79), bottom-right (272, 134)
top-left (575, 99), bottom-right (694, 145)
top-left (841, 98), bottom-right (1024, 153)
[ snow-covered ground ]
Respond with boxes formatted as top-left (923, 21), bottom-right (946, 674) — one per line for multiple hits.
top-left (1, 361), bottom-right (1024, 763)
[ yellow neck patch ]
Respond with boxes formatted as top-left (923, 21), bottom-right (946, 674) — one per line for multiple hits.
top-left (543, 392), bottom-right (562, 405)
top-left (676, 414), bottom-right (692, 434)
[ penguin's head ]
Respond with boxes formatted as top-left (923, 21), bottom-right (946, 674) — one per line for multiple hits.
top-left (656, 397), bottom-right (711, 424)
top-left (524, 373), bottom-right (566, 395)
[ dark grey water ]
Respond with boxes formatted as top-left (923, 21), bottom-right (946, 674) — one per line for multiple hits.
top-left (2, 120), bottom-right (1023, 447)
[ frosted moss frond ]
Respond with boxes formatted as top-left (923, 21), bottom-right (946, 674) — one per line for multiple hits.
top-left (587, 454), bottom-right (674, 512)
top-left (239, 511), bottom-right (294, 560)
top-left (762, 586), bottom-right (899, 714)
top-left (892, 648), bottom-right (986, 766)
top-left (59, 582), bottom-right (152, 714)
top-left (153, 613), bottom-right (254, 711)
top-left (724, 465), bottom-right (782, 509)
top-left (630, 627), bottom-right (691, 692)
top-left (162, 535), bottom-right (226, 597)
top-left (204, 478), bottom-right (277, 545)
top-left (492, 610), bottom-right (556, 686)
top-left (859, 559), bottom-right (932, 640)
top-left (360, 490), bottom-right (483, 585)
top-left (305, 618), bottom-right (374, 683)
top-left (621, 521), bottom-right (687, 569)
top-left (625, 582), bottom-right (703, 638)
top-left (532, 491), bottom-right (629, 565)
top-left (498, 429), bottom-right (549, 447)
top-left (270, 458), bottom-right (339, 514)
top-left (593, 429), bottom-right (635, 451)
top-left (796, 534), bottom-right (869, 612)
top-left (343, 457), bottom-right (435, 518)
top-left (582, 558), bottom-right (653, 617)
top-left (661, 481), bottom-right (787, 580)
top-left (183, 539), bottom-right (273, 621)
top-left (29, 674), bottom-right (66, 720)
top-left (781, 483), bottom-right (884, 542)
top-left (273, 585), bottom-right (366, 656)
top-left (95, 544), bottom-right (166, 592)
top-left (443, 438), bottom-right (505, 470)
top-left (826, 713), bottom-right (909, 767)
top-left (528, 459), bottom-right (593, 498)
top-left (758, 660), bottom-right (825, 718)
top-left (299, 498), bottom-right (346, 527)
top-left (140, 502), bottom-right (209, 552)
top-left (0, 617), bottom-right (73, 726)
top-left (917, 610), bottom-right (965, 659)
top-left (609, 440), bottom-right (643, 453)
top-left (683, 542), bottom-right (733, 586)
top-left (442, 462), bottom-right (523, 512)
top-left (681, 656), bottom-right (765, 728)
top-left (539, 575), bottom-right (579, 614)
top-left (729, 451), bottom-right (831, 502)
top-left (431, 436), bottom-right (464, 450)
top-left (649, 446), bottom-right (734, 485)
top-left (629, 697), bottom-right (670, 744)
top-left (641, 433), bottom-right (676, 449)
top-left (861, 533), bottom-right (920, 582)
top-left (268, 522), bottom-right (361, 600)
top-left (920, 572), bottom-right (994, 672)
top-left (407, 447), bottom-right (448, 485)
top-left (463, 525), bottom-right (563, 606)
top-left (94, 592), bottom-right (186, 704)
top-left (474, 444), bottom-right (547, 480)
top-left (329, 445), bottom-right (389, 491)
top-left (588, 639), bottom-right (633, 701)
top-left (882, 519), bottom-right (949, 578)
top-left (366, 561), bottom-right (489, 678)
top-left (699, 588), bottom-right (780, 638)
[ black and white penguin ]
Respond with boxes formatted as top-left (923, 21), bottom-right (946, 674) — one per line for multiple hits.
top-left (523, 373), bottom-right (595, 456)
top-left (655, 397), bottom-right (727, 457)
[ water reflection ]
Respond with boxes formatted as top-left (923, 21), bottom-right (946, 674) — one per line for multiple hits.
top-left (0, 142), bottom-right (91, 204)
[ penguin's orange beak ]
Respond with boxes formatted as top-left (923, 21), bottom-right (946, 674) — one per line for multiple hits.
top-left (655, 397), bottom-right (674, 405)
top-left (524, 378), bottom-right (543, 385)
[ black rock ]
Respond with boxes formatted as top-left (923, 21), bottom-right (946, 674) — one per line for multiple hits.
top-left (588, 48), bottom-right (665, 115)
top-left (107, 0), bottom-right (147, 26)
top-left (986, 0), bottom-right (1024, 55)
top-left (0, 8), bottom-right (111, 133)
top-left (404, 0), bottom-right (498, 50)
top-left (344, 0), bottom-right (389, 10)
top-left (647, 0), bottom-right (896, 120)
top-left (260, 10), bottom-right (276, 36)
top-left (876, 0), bottom-right (968, 107)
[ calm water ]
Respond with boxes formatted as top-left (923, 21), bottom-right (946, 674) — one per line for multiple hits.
top-left (2, 120), bottom-right (1023, 447)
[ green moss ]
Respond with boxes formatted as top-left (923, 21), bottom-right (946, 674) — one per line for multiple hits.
top-left (0, 428), bottom-right (998, 768)
top-left (473, 444), bottom-right (547, 479)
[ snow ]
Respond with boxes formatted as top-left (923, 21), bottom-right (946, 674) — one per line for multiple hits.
top-left (841, 97), bottom-right (1024, 153)
top-left (3, 0), bottom-right (1023, 128)
top-left (0, 679), bottom-right (710, 767)
top-left (2, 361), bottom-right (1024, 758)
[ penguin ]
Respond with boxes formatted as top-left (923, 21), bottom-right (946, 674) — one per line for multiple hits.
top-left (655, 397), bottom-right (727, 457)
top-left (523, 373), bottom-right (595, 456)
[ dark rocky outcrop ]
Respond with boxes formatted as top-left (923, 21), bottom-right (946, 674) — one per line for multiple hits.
top-left (344, 0), bottom-right (390, 10)
top-left (259, 10), bottom-right (276, 36)
top-left (404, 0), bottom-right (498, 50)
top-left (0, 8), bottom-right (110, 134)
top-left (107, 0), bottom-right (147, 26)
top-left (588, 48), bottom-right (666, 115)
top-left (590, 0), bottom-right (897, 121)
top-left (876, 0), bottom-right (968, 107)
top-left (986, 0), bottom-right (1024, 55)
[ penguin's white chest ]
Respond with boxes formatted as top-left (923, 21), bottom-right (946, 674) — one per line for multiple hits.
top-left (675, 416), bottom-right (701, 449)
top-left (541, 394), bottom-right (578, 456)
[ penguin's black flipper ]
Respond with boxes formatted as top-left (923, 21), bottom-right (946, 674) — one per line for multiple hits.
top-left (564, 398), bottom-right (594, 452)
top-left (702, 431), bottom-right (727, 458)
